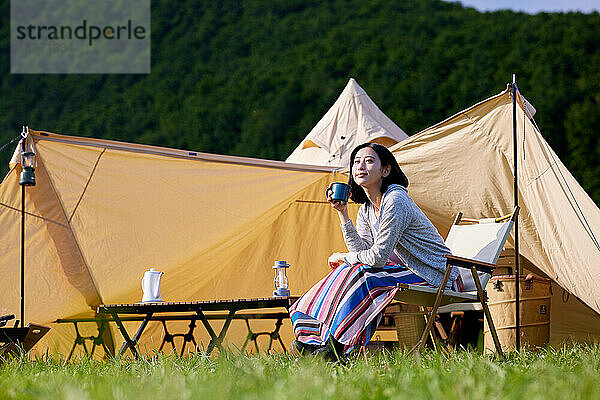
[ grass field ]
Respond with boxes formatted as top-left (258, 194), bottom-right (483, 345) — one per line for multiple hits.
top-left (0, 345), bottom-right (599, 400)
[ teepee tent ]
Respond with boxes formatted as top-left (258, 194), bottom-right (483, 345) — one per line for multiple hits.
top-left (286, 78), bottom-right (409, 167)
top-left (387, 85), bottom-right (600, 343)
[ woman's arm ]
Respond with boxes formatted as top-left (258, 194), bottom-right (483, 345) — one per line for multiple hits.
top-left (329, 210), bottom-right (373, 268)
top-left (328, 199), bottom-right (373, 268)
top-left (340, 206), bottom-right (373, 252)
top-left (328, 196), bottom-right (372, 252)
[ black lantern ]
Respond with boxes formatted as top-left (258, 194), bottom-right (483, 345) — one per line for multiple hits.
top-left (19, 150), bottom-right (36, 186)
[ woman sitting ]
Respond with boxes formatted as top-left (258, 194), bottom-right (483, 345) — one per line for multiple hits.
top-left (290, 143), bottom-right (460, 359)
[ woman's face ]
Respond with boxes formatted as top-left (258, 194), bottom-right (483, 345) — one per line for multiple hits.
top-left (352, 147), bottom-right (390, 189)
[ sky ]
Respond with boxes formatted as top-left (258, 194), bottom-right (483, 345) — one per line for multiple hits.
top-left (444, 0), bottom-right (600, 14)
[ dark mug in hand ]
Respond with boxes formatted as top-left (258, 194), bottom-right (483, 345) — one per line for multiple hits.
top-left (326, 182), bottom-right (351, 204)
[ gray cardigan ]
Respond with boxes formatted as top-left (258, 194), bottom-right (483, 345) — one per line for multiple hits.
top-left (341, 184), bottom-right (457, 289)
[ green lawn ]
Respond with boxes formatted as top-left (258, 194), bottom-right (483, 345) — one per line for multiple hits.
top-left (0, 345), bottom-right (598, 400)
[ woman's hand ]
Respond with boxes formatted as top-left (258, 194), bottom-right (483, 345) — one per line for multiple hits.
top-left (328, 252), bottom-right (347, 269)
top-left (327, 195), bottom-right (347, 212)
top-left (327, 195), bottom-right (350, 224)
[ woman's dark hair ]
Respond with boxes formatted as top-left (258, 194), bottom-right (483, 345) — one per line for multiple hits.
top-left (348, 142), bottom-right (408, 204)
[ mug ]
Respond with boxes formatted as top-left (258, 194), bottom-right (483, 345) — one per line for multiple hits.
top-left (326, 182), bottom-right (351, 204)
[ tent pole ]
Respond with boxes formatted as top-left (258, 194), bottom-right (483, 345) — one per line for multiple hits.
top-left (20, 148), bottom-right (26, 328)
top-left (512, 75), bottom-right (521, 351)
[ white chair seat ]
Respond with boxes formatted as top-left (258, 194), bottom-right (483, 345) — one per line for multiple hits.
top-left (437, 302), bottom-right (483, 313)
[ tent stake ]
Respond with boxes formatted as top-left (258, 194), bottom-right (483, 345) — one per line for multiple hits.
top-left (512, 75), bottom-right (521, 351)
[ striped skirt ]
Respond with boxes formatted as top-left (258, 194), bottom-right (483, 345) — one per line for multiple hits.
top-left (290, 262), bottom-right (431, 350)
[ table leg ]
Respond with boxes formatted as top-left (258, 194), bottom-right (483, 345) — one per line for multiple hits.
top-left (81, 339), bottom-right (90, 356)
top-left (67, 339), bottom-right (78, 362)
top-left (241, 319), bottom-right (252, 352)
top-left (213, 310), bottom-right (236, 354)
top-left (112, 311), bottom-right (153, 358)
top-left (195, 310), bottom-right (219, 354)
top-left (196, 309), bottom-right (236, 355)
top-left (67, 322), bottom-right (82, 361)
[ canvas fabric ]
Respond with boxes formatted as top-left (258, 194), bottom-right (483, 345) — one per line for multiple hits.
top-left (446, 218), bottom-right (514, 291)
top-left (0, 132), bottom-right (358, 356)
top-left (285, 78), bottom-right (408, 167)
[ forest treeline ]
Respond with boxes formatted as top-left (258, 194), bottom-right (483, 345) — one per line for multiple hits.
top-left (0, 0), bottom-right (599, 204)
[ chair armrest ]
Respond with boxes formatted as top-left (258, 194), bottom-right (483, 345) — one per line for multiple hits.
top-left (443, 254), bottom-right (495, 275)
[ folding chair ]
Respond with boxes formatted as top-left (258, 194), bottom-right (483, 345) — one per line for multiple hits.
top-left (393, 207), bottom-right (519, 360)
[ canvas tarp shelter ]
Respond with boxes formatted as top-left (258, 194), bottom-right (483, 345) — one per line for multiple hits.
top-left (0, 131), bottom-right (362, 356)
top-left (386, 85), bottom-right (600, 343)
top-left (286, 78), bottom-right (409, 167)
